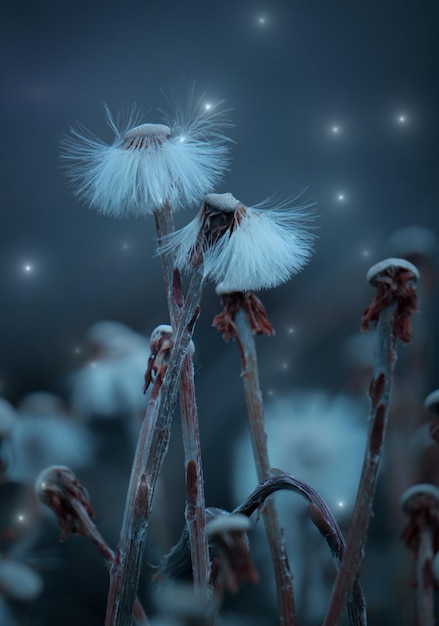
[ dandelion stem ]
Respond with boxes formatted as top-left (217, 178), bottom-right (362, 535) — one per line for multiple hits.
top-left (323, 260), bottom-right (419, 626)
top-left (105, 269), bottom-right (204, 626)
top-left (68, 498), bottom-right (149, 626)
top-left (416, 514), bottom-right (435, 626)
top-left (155, 205), bottom-right (211, 601)
top-left (233, 307), bottom-right (296, 626)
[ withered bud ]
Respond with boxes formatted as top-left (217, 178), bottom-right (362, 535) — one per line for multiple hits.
top-left (34, 465), bottom-right (94, 540)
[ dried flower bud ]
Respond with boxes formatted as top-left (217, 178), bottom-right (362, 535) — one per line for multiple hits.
top-left (144, 324), bottom-right (194, 391)
top-left (366, 258), bottom-right (420, 286)
top-left (158, 507), bottom-right (258, 595)
top-left (400, 483), bottom-right (439, 516)
top-left (362, 257), bottom-right (419, 343)
top-left (205, 508), bottom-right (259, 594)
top-left (35, 465), bottom-right (94, 540)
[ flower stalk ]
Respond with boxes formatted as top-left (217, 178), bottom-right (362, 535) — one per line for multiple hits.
top-left (400, 484), bottom-right (439, 626)
top-left (155, 203), bottom-right (211, 602)
top-left (106, 268), bottom-right (204, 626)
top-left (214, 293), bottom-right (296, 626)
top-left (322, 259), bottom-right (419, 626)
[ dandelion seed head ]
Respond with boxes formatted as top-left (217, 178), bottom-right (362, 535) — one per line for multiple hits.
top-left (122, 123), bottom-right (171, 149)
top-left (161, 192), bottom-right (316, 293)
top-left (61, 99), bottom-right (232, 218)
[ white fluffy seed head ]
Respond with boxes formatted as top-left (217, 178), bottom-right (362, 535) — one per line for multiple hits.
top-left (61, 101), bottom-right (232, 218)
top-left (161, 194), bottom-right (315, 293)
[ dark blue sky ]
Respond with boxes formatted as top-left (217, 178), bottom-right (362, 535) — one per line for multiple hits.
top-left (1, 0), bottom-right (438, 401)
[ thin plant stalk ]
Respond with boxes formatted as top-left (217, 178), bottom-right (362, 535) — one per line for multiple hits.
top-left (323, 255), bottom-right (424, 626)
top-left (155, 204), bottom-right (210, 601)
top-left (233, 307), bottom-right (296, 626)
top-left (106, 269), bottom-right (204, 626)
top-left (416, 514), bottom-right (434, 626)
top-left (322, 303), bottom-right (397, 626)
top-left (68, 496), bottom-right (149, 626)
top-left (179, 354), bottom-right (211, 601)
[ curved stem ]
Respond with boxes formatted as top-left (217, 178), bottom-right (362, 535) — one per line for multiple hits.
top-left (234, 473), bottom-right (367, 626)
top-left (322, 303), bottom-right (397, 626)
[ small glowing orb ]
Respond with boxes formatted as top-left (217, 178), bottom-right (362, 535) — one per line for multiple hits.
top-left (397, 114), bottom-right (407, 124)
top-left (332, 125), bottom-right (340, 134)
top-left (287, 327), bottom-right (295, 335)
top-left (17, 514), bottom-right (25, 522)
top-left (121, 242), bottom-right (130, 251)
top-left (258, 16), bottom-right (266, 24)
top-left (23, 263), bottom-right (33, 273)
top-left (337, 193), bottom-right (345, 201)
top-left (204, 103), bottom-right (212, 111)
top-left (74, 347), bottom-right (82, 355)
top-left (281, 362), bottom-right (289, 370)
top-left (178, 135), bottom-right (186, 143)
top-left (362, 249), bottom-right (370, 257)
top-left (337, 501), bottom-right (345, 508)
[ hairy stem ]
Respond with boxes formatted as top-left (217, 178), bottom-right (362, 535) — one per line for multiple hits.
top-left (416, 514), bottom-right (434, 626)
top-left (322, 303), bottom-right (397, 626)
top-left (69, 498), bottom-right (149, 626)
top-left (155, 206), bottom-right (211, 601)
top-left (234, 308), bottom-right (296, 626)
top-left (105, 269), bottom-right (204, 626)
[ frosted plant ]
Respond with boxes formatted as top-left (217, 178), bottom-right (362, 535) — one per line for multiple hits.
top-left (61, 101), bottom-right (231, 217)
top-left (7, 392), bottom-right (94, 483)
top-left (70, 321), bottom-right (150, 419)
top-left (161, 192), bottom-right (314, 292)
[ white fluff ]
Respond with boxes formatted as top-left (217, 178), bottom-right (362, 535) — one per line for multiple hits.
top-left (8, 393), bottom-right (94, 483)
top-left (161, 194), bottom-right (315, 292)
top-left (70, 321), bottom-right (150, 418)
top-left (234, 391), bottom-right (366, 512)
top-left (61, 101), bottom-right (231, 218)
top-left (0, 558), bottom-right (43, 601)
top-left (0, 398), bottom-right (16, 438)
